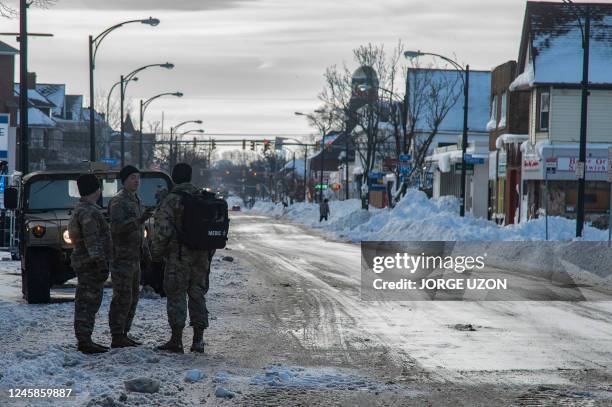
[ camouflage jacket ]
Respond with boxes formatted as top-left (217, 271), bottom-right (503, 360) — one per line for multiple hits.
top-left (68, 199), bottom-right (112, 268)
top-left (151, 182), bottom-right (207, 262)
top-left (108, 188), bottom-right (145, 262)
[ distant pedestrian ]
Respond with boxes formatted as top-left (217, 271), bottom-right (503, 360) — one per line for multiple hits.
top-left (319, 198), bottom-right (330, 222)
top-left (68, 174), bottom-right (112, 354)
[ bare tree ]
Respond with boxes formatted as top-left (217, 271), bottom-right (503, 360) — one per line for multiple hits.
top-left (405, 63), bottom-right (462, 180)
top-left (0, 0), bottom-right (56, 18)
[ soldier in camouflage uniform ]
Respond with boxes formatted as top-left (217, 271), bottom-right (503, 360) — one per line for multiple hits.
top-left (108, 165), bottom-right (153, 348)
top-left (68, 174), bottom-right (112, 354)
top-left (152, 163), bottom-right (210, 354)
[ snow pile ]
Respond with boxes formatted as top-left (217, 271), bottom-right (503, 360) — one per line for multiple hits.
top-left (249, 364), bottom-right (397, 392)
top-left (248, 189), bottom-right (608, 242)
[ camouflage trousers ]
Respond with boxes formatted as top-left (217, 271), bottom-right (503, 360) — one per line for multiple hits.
top-left (164, 251), bottom-right (210, 330)
top-left (74, 264), bottom-right (109, 343)
top-left (108, 260), bottom-right (141, 335)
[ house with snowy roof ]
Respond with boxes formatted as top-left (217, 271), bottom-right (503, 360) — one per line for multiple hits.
top-left (417, 68), bottom-right (491, 218)
top-left (487, 61), bottom-right (531, 225)
top-left (511, 1), bottom-right (612, 224)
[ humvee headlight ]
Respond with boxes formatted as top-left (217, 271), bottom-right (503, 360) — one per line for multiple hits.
top-left (63, 230), bottom-right (72, 244)
top-left (32, 225), bottom-right (46, 238)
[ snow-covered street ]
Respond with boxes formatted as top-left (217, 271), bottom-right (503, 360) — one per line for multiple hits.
top-left (1, 212), bottom-right (611, 406)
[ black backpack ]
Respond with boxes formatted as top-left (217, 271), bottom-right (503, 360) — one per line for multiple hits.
top-left (173, 189), bottom-right (230, 250)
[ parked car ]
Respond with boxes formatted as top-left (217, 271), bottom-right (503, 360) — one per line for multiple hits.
top-left (231, 205), bottom-right (241, 211)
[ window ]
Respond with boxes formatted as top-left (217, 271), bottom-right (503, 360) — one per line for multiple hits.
top-left (498, 92), bottom-right (507, 129)
top-left (539, 92), bottom-right (550, 131)
top-left (487, 95), bottom-right (498, 131)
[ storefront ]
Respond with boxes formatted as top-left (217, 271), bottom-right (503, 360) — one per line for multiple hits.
top-left (521, 141), bottom-right (611, 225)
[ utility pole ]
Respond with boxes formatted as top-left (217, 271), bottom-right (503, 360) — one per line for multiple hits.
top-left (303, 145), bottom-right (308, 202)
top-left (19, 0), bottom-right (28, 174)
top-left (576, 4), bottom-right (590, 238)
top-left (459, 65), bottom-right (470, 217)
top-left (119, 75), bottom-right (125, 167)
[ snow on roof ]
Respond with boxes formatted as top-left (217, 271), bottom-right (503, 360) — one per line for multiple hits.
top-left (495, 134), bottom-right (529, 150)
top-left (283, 158), bottom-right (306, 175)
top-left (426, 145), bottom-right (488, 173)
top-left (533, 139), bottom-right (612, 158)
top-left (13, 85), bottom-right (55, 109)
top-left (518, 2), bottom-right (612, 85)
top-left (509, 60), bottom-right (534, 91)
top-left (36, 84), bottom-right (65, 117)
top-left (16, 108), bottom-right (56, 127)
top-left (409, 69), bottom-right (491, 133)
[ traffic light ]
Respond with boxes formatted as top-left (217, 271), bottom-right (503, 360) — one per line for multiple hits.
top-left (211, 139), bottom-right (216, 149)
top-left (263, 139), bottom-right (270, 152)
top-left (242, 139), bottom-right (246, 150)
top-left (250, 140), bottom-right (255, 150)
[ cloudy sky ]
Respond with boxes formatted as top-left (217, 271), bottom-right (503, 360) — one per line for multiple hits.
top-left (2, 0), bottom-right (540, 139)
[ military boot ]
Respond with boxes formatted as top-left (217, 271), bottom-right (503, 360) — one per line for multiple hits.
top-left (190, 328), bottom-right (204, 353)
top-left (124, 332), bottom-right (142, 346)
top-left (111, 334), bottom-right (137, 348)
top-left (78, 339), bottom-right (109, 354)
top-left (156, 328), bottom-right (184, 354)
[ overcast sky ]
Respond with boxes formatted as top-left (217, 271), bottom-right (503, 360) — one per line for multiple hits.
top-left (2, 0), bottom-right (553, 140)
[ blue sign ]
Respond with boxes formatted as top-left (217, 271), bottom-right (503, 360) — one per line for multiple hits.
top-left (398, 165), bottom-right (412, 174)
top-left (101, 157), bottom-right (118, 166)
top-left (399, 154), bottom-right (411, 162)
top-left (0, 176), bottom-right (4, 193)
top-left (465, 154), bottom-right (485, 165)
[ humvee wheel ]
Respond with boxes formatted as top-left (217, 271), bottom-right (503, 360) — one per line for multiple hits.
top-left (24, 248), bottom-right (52, 304)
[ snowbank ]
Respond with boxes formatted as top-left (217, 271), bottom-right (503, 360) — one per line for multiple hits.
top-left (248, 189), bottom-right (608, 242)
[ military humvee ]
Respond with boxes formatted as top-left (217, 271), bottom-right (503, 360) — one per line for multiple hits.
top-left (4, 167), bottom-right (172, 304)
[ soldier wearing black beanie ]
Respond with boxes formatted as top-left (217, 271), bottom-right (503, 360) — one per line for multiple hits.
top-left (119, 165), bottom-right (140, 184)
top-left (77, 174), bottom-right (101, 197)
top-left (172, 163), bottom-right (192, 184)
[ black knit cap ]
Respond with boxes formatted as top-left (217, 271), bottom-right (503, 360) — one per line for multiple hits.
top-left (118, 165), bottom-right (140, 183)
top-left (77, 174), bottom-right (100, 197)
top-left (172, 163), bottom-right (192, 184)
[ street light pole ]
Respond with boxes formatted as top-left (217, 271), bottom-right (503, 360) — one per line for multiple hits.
top-left (19, 0), bottom-right (28, 173)
top-left (120, 75), bottom-right (125, 167)
top-left (138, 91), bottom-right (183, 168)
top-left (460, 65), bottom-right (470, 217)
top-left (405, 50), bottom-right (469, 216)
top-left (88, 17), bottom-right (160, 163)
top-left (575, 2), bottom-right (590, 237)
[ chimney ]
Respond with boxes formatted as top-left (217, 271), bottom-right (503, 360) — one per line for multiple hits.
top-left (27, 72), bottom-right (36, 90)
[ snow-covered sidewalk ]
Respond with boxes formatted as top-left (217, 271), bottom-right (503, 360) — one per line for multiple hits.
top-left (248, 189), bottom-right (609, 242)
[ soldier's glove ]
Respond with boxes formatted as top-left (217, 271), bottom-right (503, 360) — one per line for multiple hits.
top-left (139, 207), bottom-right (155, 224)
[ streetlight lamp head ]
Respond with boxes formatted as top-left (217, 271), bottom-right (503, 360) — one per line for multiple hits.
top-left (294, 112), bottom-right (304, 116)
top-left (132, 77), bottom-right (139, 82)
top-left (404, 50), bottom-right (423, 59)
top-left (162, 62), bottom-right (174, 69)
top-left (195, 120), bottom-right (203, 124)
top-left (174, 92), bottom-right (184, 97)
top-left (142, 17), bottom-right (160, 26)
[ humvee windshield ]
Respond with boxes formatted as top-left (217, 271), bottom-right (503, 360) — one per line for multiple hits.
top-left (26, 175), bottom-right (171, 210)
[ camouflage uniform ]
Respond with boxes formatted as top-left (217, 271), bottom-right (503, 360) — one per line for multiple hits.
top-left (68, 198), bottom-right (112, 343)
top-left (108, 188), bottom-right (146, 336)
top-left (151, 182), bottom-right (210, 331)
